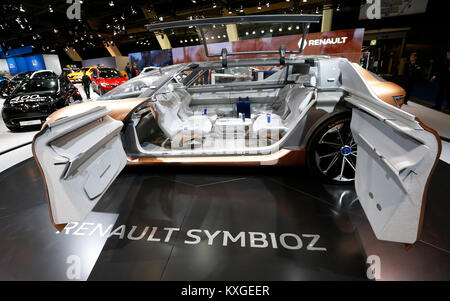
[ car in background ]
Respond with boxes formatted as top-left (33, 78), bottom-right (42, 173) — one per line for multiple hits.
top-left (2, 74), bottom-right (82, 131)
top-left (1, 70), bottom-right (57, 97)
top-left (90, 67), bottom-right (127, 95)
top-left (31, 15), bottom-right (441, 247)
top-left (0, 76), bottom-right (10, 95)
top-left (67, 67), bottom-right (95, 83)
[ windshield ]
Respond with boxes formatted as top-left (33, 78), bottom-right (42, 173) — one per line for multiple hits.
top-left (11, 72), bottom-right (32, 83)
top-left (99, 68), bottom-right (122, 79)
top-left (14, 78), bottom-right (59, 95)
top-left (98, 64), bottom-right (183, 100)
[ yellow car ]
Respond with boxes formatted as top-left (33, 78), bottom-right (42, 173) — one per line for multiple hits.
top-left (67, 67), bottom-right (95, 83)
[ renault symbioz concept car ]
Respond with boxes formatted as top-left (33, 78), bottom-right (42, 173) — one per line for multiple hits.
top-left (32, 15), bottom-right (441, 247)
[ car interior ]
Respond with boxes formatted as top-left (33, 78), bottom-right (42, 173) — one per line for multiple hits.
top-left (128, 61), bottom-right (317, 156)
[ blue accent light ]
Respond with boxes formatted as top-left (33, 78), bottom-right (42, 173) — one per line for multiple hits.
top-left (341, 147), bottom-right (351, 156)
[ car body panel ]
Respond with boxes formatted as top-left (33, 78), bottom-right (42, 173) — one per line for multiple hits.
top-left (32, 106), bottom-right (127, 228)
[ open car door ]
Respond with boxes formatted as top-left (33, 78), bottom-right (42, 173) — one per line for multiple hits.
top-left (33, 106), bottom-right (127, 231)
top-left (349, 104), bottom-right (441, 245)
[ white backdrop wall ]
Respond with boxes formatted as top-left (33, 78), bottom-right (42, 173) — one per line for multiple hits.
top-left (0, 59), bottom-right (9, 75)
top-left (43, 54), bottom-right (62, 75)
top-left (114, 56), bottom-right (130, 73)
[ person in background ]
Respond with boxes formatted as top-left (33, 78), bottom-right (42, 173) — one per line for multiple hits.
top-left (131, 63), bottom-right (139, 78)
top-left (430, 51), bottom-right (450, 111)
top-left (404, 52), bottom-right (422, 105)
top-left (59, 71), bottom-right (70, 91)
top-left (81, 70), bottom-right (91, 100)
top-left (125, 62), bottom-right (131, 79)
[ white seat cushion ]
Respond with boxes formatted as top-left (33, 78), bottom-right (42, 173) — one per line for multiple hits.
top-left (252, 113), bottom-right (287, 135)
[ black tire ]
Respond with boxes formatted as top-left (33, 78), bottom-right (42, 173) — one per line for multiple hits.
top-left (306, 113), bottom-right (357, 185)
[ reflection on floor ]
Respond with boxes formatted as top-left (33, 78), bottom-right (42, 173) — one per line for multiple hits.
top-left (0, 158), bottom-right (448, 280)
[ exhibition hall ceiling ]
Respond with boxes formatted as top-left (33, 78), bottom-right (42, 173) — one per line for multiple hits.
top-left (0, 0), bottom-right (358, 58)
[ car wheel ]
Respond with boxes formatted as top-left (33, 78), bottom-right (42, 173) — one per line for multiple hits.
top-left (306, 113), bottom-right (357, 184)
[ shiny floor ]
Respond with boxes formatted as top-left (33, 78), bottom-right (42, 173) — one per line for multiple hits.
top-left (0, 159), bottom-right (449, 281)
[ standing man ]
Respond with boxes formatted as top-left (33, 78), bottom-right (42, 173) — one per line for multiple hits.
top-left (131, 62), bottom-right (140, 78)
top-left (81, 70), bottom-right (91, 100)
top-left (125, 62), bottom-right (132, 79)
top-left (430, 51), bottom-right (450, 111)
top-left (404, 52), bottom-right (422, 105)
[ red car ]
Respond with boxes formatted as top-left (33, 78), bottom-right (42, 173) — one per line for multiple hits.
top-left (90, 67), bottom-right (127, 95)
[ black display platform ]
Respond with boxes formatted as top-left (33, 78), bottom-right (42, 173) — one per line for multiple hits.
top-left (0, 158), bottom-right (449, 281)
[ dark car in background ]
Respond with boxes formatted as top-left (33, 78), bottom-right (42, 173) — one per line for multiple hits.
top-left (1, 71), bottom-right (32, 97)
top-left (0, 76), bottom-right (10, 94)
top-left (1, 75), bottom-right (82, 131)
top-left (0, 70), bottom-right (58, 97)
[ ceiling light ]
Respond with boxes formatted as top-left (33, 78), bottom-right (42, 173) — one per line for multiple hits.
top-left (258, 2), bottom-right (262, 10)
top-left (212, 2), bottom-right (217, 8)
top-left (266, 2), bottom-right (270, 8)
top-left (19, 4), bottom-right (25, 12)
top-left (49, 5), bottom-right (53, 13)
top-left (109, 1), bottom-right (115, 7)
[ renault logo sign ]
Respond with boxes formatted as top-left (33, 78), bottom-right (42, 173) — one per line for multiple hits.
top-left (298, 37), bottom-right (349, 50)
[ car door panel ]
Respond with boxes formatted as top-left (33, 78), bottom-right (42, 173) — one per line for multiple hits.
top-left (32, 106), bottom-right (126, 229)
top-left (350, 105), bottom-right (441, 244)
